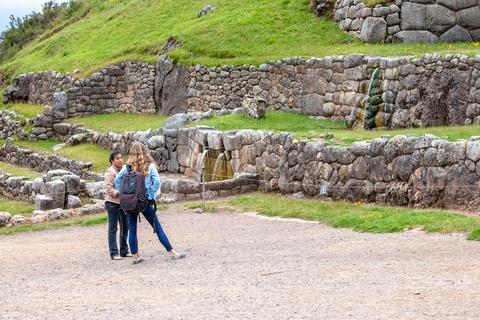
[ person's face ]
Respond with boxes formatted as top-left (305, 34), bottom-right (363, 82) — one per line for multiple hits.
top-left (112, 154), bottom-right (123, 169)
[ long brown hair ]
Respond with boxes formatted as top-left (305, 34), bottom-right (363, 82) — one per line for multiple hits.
top-left (128, 142), bottom-right (159, 176)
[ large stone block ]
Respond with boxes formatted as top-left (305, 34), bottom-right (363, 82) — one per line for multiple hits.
top-left (401, 3), bottom-right (426, 30)
top-left (155, 56), bottom-right (189, 115)
top-left (0, 212), bottom-right (11, 227)
top-left (301, 94), bottom-right (324, 115)
top-left (52, 92), bottom-right (68, 119)
top-left (392, 30), bottom-right (439, 43)
top-left (45, 180), bottom-right (65, 209)
top-left (425, 5), bottom-right (456, 35)
top-left (360, 17), bottom-right (387, 43)
top-left (437, 0), bottom-right (478, 11)
top-left (457, 7), bottom-right (480, 29)
top-left (440, 25), bottom-right (473, 42)
top-left (35, 195), bottom-right (54, 211)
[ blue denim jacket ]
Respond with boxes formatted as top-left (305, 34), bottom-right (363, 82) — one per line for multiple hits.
top-left (114, 163), bottom-right (160, 200)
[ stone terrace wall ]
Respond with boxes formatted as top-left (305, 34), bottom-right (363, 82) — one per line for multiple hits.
top-left (65, 62), bottom-right (156, 117)
top-left (334, 0), bottom-right (401, 43)
top-left (0, 141), bottom-right (94, 179)
top-left (5, 62), bottom-right (156, 117)
top-left (253, 132), bottom-right (480, 210)
top-left (334, 0), bottom-right (480, 43)
top-left (187, 54), bottom-right (480, 128)
top-left (2, 71), bottom-right (74, 105)
top-left (185, 56), bottom-right (373, 120)
top-left (7, 54), bottom-right (480, 135)
top-left (0, 170), bottom-right (36, 202)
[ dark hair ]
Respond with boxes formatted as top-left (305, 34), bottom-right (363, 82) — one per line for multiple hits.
top-left (109, 151), bottom-right (122, 164)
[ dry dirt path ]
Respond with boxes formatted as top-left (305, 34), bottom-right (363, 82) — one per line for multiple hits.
top-left (1, 206), bottom-right (480, 320)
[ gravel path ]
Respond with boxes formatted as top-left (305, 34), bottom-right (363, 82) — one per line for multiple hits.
top-left (1, 205), bottom-right (480, 320)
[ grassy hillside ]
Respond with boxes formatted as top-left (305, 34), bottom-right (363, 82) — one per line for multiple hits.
top-left (1, 0), bottom-right (480, 79)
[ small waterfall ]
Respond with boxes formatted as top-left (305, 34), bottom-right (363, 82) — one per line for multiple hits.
top-left (212, 151), bottom-right (234, 181)
top-left (198, 149), bottom-right (234, 182)
top-left (199, 149), bottom-right (220, 182)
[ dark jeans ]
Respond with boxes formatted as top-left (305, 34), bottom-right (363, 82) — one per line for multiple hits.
top-left (127, 201), bottom-right (173, 255)
top-left (106, 201), bottom-right (129, 257)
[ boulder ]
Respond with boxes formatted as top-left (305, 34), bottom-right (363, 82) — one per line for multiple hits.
top-left (85, 181), bottom-right (105, 199)
top-left (11, 215), bottom-right (27, 225)
top-left (147, 135), bottom-right (166, 150)
top-left (67, 195), bottom-right (82, 209)
top-left (60, 174), bottom-right (81, 194)
top-left (155, 56), bottom-right (189, 115)
top-left (393, 31), bottom-right (439, 43)
top-left (46, 169), bottom-right (74, 182)
top-left (401, 3), bottom-right (426, 30)
top-left (45, 180), bottom-right (66, 209)
top-left (440, 25), bottom-right (473, 42)
top-left (0, 212), bottom-right (11, 227)
top-left (438, 0), bottom-right (478, 11)
top-left (35, 194), bottom-right (54, 211)
top-left (197, 4), bottom-right (215, 17)
top-left (360, 17), bottom-right (387, 43)
top-left (425, 4), bottom-right (456, 35)
top-left (301, 94), bottom-right (324, 115)
top-left (66, 133), bottom-right (88, 146)
top-left (467, 141), bottom-right (480, 162)
top-left (242, 96), bottom-right (267, 119)
top-left (52, 92), bottom-right (68, 120)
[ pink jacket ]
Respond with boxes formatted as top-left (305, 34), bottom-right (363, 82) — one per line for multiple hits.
top-left (104, 165), bottom-right (120, 204)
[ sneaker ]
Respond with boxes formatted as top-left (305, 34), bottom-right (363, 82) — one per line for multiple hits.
top-left (121, 253), bottom-right (133, 258)
top-left (111, 255), bottom-right (122, 260)
top-left (132, 257), bottom-right (144, 265)
top-left (170, 252), bottom-right (186, 260)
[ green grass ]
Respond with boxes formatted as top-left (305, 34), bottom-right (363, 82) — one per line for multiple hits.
top-left (0, 196), bottom-right (35, 217)
top-left (15, 139), bottom-right (111, 173)
top-left (195, 111), bottom-right (480, 144)
top-left (65, 112), bottom-right (169, 133)
top-left (0, 89), bottom-right (44, 119)
top-left (195, 111), bottom-right (346, 139)
top-left (0, 161), bottom-right (42, 179)
top-left (2, 0), bottom-right (480, 78)
top-left (185, 202), bottom-right (219, 212)
top-left (364, 0), bottom-right (392, 7)
top-left (228, 193), bottom-right (480, 239)
top-left (0, 213), bottom-right (108, 236)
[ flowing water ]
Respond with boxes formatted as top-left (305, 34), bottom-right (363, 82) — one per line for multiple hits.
top-left (199, 149), bottom-right (234, 182)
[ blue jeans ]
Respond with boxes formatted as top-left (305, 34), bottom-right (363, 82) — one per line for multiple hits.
top-left (106, 202), bottom-right (129, 257)
top-left (127, 201), bottom-right (173, 255)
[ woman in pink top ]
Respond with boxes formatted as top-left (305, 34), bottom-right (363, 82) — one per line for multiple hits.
top-left (104, 151), bottom-right (131, 260)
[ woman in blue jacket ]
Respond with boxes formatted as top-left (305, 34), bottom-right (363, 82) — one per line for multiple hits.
top-left (115, 141), bottom-right (185, 264)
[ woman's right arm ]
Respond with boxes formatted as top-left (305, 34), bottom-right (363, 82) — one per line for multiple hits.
top-left (104, 170), bottom-right (119, 198)
top-left (114, 165), bottom-right (127, 190)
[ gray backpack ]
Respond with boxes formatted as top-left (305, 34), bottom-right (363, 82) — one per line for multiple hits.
top-left (119, 165), bottom-right (147, 214)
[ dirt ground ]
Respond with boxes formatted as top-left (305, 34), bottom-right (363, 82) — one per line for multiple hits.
top-left (1, 205), bottom-right (480, 320)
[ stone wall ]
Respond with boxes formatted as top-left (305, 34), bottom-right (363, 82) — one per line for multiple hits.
top-left (0, 140), bottom-right (95, 179)
top-left (334, 0), bottom-right (480, 43)
top-left (334, 0), bottom-right (401, 43)
top-left (252, 132), bottom-right (480, 210)
top-left (2, 71), bottom-right (74, 105)
top-left (7, 54), bottom-right (480, 134)
top-left (0, 170), bottom-right (36, 202)
top-left (0, 111), bottom-right (29, 140)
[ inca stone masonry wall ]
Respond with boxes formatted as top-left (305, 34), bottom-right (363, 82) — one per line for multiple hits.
top-left (0, 141), bottom-right (96, 179)
top-left (163, 126), bottom-right (480, 210)
top-left (6, 54), bottom-right (480, 136)
top-left (334, 0), bottom-right (480, 43)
